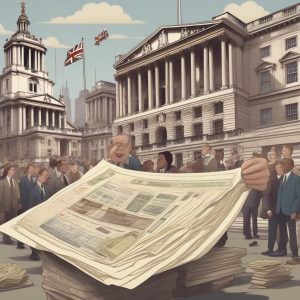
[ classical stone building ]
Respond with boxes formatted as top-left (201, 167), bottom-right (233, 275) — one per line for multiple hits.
top-left (0, 3), bottom-right (81, 161)
top-left (82, 81), bottom-right (116, 163)
top-left (74, 89), bottom-right (88, 129)
top-left (61, 81), bottom-right (72, 122)
top-left (114, 3), bottom-right (300, 167)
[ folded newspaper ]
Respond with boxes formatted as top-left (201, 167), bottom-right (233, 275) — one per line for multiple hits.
top-left (0, 160), bottom-right (249, 289)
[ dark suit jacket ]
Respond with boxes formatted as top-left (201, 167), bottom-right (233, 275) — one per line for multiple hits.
top-left (276, 172), bottom-right (300, 216)
top-left (228, 160), bottom-right (244, 170)
top-left (124, 156), bottom-right (141, 171)
top-left (19, 175), bottom-right (36, 211)
top-left (47, 172), bottom-right (69, 197)
top-left (28, 183), bottom-right (50, 209)
top-left (203, 156), bottom-right (219, 172)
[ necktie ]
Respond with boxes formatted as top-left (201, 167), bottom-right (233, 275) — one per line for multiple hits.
top-left (10, 178), bottom-right (14, 195)
top-left (41, 185), bottom-right (45, 201)
top-left (282, 174), bottom-right (287, 184)
top-left (62, 175), bottom-right (69, 186)
top-left (30, 176), bottom-right (34, 184)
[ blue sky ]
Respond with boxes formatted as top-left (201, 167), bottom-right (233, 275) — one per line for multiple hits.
top-left (0, 0), bottom-right (297, 104)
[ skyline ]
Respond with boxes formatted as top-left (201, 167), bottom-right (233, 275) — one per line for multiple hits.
top-left (0, 0), bottom-right (297, 105)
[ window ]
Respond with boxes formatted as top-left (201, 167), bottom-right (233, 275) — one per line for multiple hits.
top-left (5, 78), bottom-right (9, 91)
top-left (117, 125), bottom-right (123, 133)
top-left (175, 153), bottom-right (183, 169)
top-left (260, 46), bottom-right (270, 58)
top-left (142, 133), bottom-right (150, 146)
top-left (131, 136), bottom-right (135, 147)
top-left (285, 103), bottom-right (298, 121)
top-left (28, 78), bottom-right (38, 93)
top-left (175, 111), bottom-right (181, 121)
top-left (260, 108), bottom-right (272, 126)
top-left (286, 62), bottom-right (298, 84)
top-left (193, 123), bottom-right (203, 136)
top-left (260, 70), bottom-right (271, 92)
top-left (286, 36), bottom-right (297, 50)
top-left (193, 106), bottom-right (202, 118)
top-left (143, 119), bottom-right (148, 129)
top-left (72, 142), bottom-right (77, 148)
top-left (213, 119), bottom-right (223, 134)
top-left (129, 123), bottom-right (134, 132)
top-left (175, 125), bottom-right (184, 139)
top-left (214, 102), bottom-right (223, 114)
top-left (48, 139), bottom-right (51, 146)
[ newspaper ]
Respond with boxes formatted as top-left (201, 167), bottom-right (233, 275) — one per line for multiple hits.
top-left (0, 160), bottom-right (249, 289)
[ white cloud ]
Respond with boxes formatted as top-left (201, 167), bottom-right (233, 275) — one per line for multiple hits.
top-left (43, 37), bottom-right (71, 48)
top-left (43, 2), bottom-right (144, 24)
top-left (223, 1), bottom-right (269, 23)
top-left (0, 24), bottom-right (13, 35)
top-left (109, 34), bottom-right (144, 40)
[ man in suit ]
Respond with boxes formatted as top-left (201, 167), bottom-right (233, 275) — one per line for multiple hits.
top-left (156, 151), bottom-right (176, 173)
top-left (47, 159), bottom-right (70, 197)
top-left (201, 143), bottom-right (219, 172)
top-left (226, 148), bottom-right (244, 170)
top-left (281, 144), bottom-right (300, 176)
top-left (270, 158), bottom-right (300, 258)
top-left (0, 165), bottom-right (20, 244)
top-left (17, 162), bottom-right (37, 249)
top-left (28, 167), bottom-right (50, 260)
top-left (109, 133), bottom-right (141, 171)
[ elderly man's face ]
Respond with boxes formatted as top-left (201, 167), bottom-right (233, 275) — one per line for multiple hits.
top-left (281, 146), bottom-right (292, 158)
top-left (110, 135), bottom-right (131, 164)
top-left (201, 146), bottom-right (209, 157)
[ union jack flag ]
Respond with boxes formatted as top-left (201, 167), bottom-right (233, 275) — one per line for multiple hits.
top-left (64, 40), bottom-right (83, 66)
top-left (95, 29), bottom-right (109, 46)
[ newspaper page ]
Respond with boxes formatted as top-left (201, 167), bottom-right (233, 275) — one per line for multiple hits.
top-left (0, 160), bottom-right (249, 288)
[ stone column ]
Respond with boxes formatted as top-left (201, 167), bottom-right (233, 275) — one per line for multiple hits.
top-left (28, 48), bottom-right (32, 69)
top-left (148, 68), bottom-right (153, 109)
top-left (59, 112), bottom-right (62, 128)
top-left (165, 60), bottom-right (169, 104)
top-left (46, 109), bottom-right (49, 126)
top-left (21, 46), bottom-right (24, 66)
top-left (221, 39), bottom-right (227, 88)
top-left (138, 71), bottom-right (142, 112)
top-left (116, 80), bottom-right (119, 118)
top-left (155, 64), bottom-right (160, 108)
top-left (181, 53), bottom-right (186, 99)
top-left (64, 113), bottom-right (67, 128)
top-left (10, 106), bottom-right (14, 133)
top-left (42, 53), bottom-right (45, 71)
top-left (30, 107), bottom-right (34, 127)
top-left (34, 50), bottom-right (37, 70)
top-left (12, 46), bottom-right (16, 65)
top-left (52, 110), bottom-right (55, 127)
top-left (18, 106), bottom-right (22, 131)
top-left (203, 44), bottom-right (209, 93)
top-left (122, 81), bottom-right (126, 116)
top-left (104, 97), bottom-right (108, 124)
top-left (119, 81), bottom-right (123, 117)
top-left (38, 108), bottom-right (41, 126)
top-left (190, 49), bottom-right (196, 96)
top-left (209, 46), bottom-right (214, 91)
top-left (228, 42), bottom-right (234, 87)
top-left (23, 106), bottom-right (26, 130)
top-left (169, 59), bottom-right (174, 103)
top-left (127, 75), bottom-right (132, 115)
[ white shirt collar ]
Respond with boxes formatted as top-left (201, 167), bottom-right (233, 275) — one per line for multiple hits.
top-left (285, 171), bottom-right (292, 180)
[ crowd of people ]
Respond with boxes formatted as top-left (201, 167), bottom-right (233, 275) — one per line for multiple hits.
top-left (2, 133), bottom-right (299, 263)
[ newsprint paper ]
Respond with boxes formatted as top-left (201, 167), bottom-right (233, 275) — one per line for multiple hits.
top-left (0, 160), bottom-right (249, 289)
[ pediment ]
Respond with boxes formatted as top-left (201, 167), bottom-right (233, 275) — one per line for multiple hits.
top-left (28, 94), bottom-right (65, 107)
top-left (116, 22), bottom-right (219, 66)
top-left (256, 61), bottom-right (276, 72)
top-left (279, 51), bottom-right (300, 63)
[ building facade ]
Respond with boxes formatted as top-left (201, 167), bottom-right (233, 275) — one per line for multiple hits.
top-left (61, 81), bottom-right (72, 123)
top-left (82, 81), bottom-right (116, 163)
top-left (74, 89), bottom-right (88, 129)
top-left (114, 4), bottom-right (300, 167)
top-left (0, 3), bottom-right (82, 161)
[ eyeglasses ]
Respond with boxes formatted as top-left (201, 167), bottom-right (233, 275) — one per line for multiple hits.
top-left (112, 143), bottom-right (129, 150)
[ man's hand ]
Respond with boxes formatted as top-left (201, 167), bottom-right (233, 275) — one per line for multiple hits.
top-left (291, 213), bottom-right (297, 220)
top-left (241, 158), bottom-right (269, 191)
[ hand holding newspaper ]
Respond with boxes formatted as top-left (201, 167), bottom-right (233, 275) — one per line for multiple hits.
top-left (0, 160), bottom-right (250, 289)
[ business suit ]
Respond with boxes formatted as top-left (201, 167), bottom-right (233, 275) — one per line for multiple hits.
top-left (47, 171), bottom-right (69, 197)
top-left (276, 172), bottom-right (300, 256)
top-left (124, 156), bottom-right (141, 171)
top-left (0, 177), bottom-right (20, 243)
top-left (242, 189), bottom-right (261, 238)
top-left (227, 159), bottom-right (243, 170)
top-left (261, 164), bottom-right (280, 252)
top-left (19, 175), bottom-right (36, 212)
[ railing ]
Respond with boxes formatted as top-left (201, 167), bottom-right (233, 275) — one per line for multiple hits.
top-left (258, 15), bottom-right (273, 24)
top-left (283, 5), bottom-right (297, 16)
top-left (206, 132), bottom-right (225, 141)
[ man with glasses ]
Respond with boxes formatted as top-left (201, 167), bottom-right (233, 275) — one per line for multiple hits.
top-left (109, 133), bottom-right (141, 171)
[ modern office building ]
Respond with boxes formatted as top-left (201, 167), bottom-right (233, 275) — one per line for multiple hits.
top-left (114, 3), bottom-right (300, 167)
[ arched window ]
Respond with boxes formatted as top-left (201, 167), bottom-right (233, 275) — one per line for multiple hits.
top-left (156, 127), bottom-right (167, 146)
top-left (28, 77), bottom-right (38, 93)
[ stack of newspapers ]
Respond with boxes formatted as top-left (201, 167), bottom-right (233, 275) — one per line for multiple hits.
top-left (0, 263), bottom-right (32, 291)
top-left (247, 260), bottom-right (292, 288)
top-left (0, 161), bottom-right (249, 289)
top-left (175, 247), bottom-right (246, 296)
top-left (41, 252), bottom-right (177, 300)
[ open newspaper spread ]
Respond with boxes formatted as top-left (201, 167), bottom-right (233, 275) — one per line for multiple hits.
top-left (0, 160), bottom-right (249, 289)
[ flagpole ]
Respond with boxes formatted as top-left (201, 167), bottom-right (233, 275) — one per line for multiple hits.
top-left (82, 37), bottom-right (87, 91)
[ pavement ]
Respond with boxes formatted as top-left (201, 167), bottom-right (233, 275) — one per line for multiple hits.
top-left (0, 232), bottom-right (299, 300)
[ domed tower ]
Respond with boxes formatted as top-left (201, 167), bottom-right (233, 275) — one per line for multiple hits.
top-left (0, 2), bottom-right (80, 161)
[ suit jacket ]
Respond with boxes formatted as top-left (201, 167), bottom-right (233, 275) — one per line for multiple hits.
top-left (124, 156), bottom-right (141, 171)
top-left (47, 172), bottom-right (69, 197)
top-left (228, 159), bottom-right (244, 170)
top-left (243, 189), bottom-right (261, 208)
top-left (203, 156), bottom-right (219, 172)
top-left (28, 183), bottom-right (50, 208)
top-left (276, 172), bottom-right (300, 216)
top-left (0, 177), bottom-right (20, 213)
top-left (19, 175), bottom-right (36, 211)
